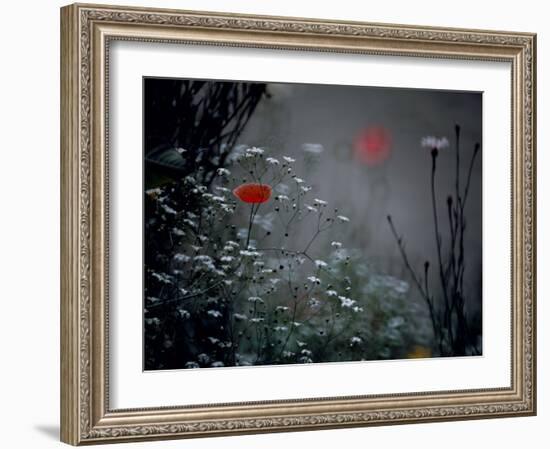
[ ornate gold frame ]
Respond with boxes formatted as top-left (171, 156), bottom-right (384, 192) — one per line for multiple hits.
top-left (60, 3), bottom-right (536, 445)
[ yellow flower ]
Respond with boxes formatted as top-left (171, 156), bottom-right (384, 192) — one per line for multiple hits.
top-left (407, 345), bottom-right (432, 359)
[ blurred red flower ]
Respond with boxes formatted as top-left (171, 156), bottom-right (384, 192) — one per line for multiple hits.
top-left (353, 126), bottom-right (392, 166)
top-left (233, 183), bottom-right (272, 204)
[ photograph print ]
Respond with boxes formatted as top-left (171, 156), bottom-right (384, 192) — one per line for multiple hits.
top-left (143, 77), bottom-right (482, 371)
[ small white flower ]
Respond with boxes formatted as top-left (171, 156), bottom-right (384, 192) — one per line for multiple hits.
top-left (283, 156), bottom-right (296, 163)
top-left (307, 276), bottom-right (321, 284)
top-left (247, 296), bottom-right (264, 303)
top-left (421, 136), bottom-right (450, 150)
top-left (337, 215), bottom-right (350, 223)
top-left (183, 218), bottom-right (197, 228)
top-left (220, 255), bottom-right (234, 263)
top-left (177, 309), bottom-right (190, 319)
top-left (216, 168), bottom-right (231, 176)
top-left (206, 310), bottom-right (222, 318)
top-left (175, 147), bottom-right (187, 154)
top-left (185, 361), bottom-right (200, 369)
top-left (326, 289), bottom-right (338, 297)
top-left (246, 146), bottom-right (265, 155)
top-left (315, 260), bottom-right (328, 268)
top-left (214, 186), bottom-right (231, 193)
top-left (314, 198), bottom-right (328, 206)
top-left (151, 271), bottom-right (173, 284)
top-left (302, 143), bottom-right (324, 154)
top-left (331, 241), bottom-right (342, 248)
top-left (266, 157), bottom-right (280, 165)
top-left (305, 204), bottom-right (318, 212)
top-left (301, 186), bottom-right (312, 193)
top-left (240, 250), bottom-right (261, 257)
top-left (145, 317), bottom-right (160, 326)
top-left (197, 353), bottom-right (210, 364)
top-left (275, 194), bottom-right (290, 201)
top-left (233, 313), bottom-right (248, 321)
top-left (293, 177), bottom-right (305, 184)
top-left (338, 296), bottom-right (356, 308)
top-left (350, 336), bottom-right (362, 346)
top-left (162, 204), bottom-right (177, 215)
top-left (145, 187), bottom-right (162, 197)
top-left (276, 306), bottom-right (289, 312)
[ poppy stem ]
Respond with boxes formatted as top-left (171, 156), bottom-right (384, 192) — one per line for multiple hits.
top-left (245, 203), bottom-right (255, 248)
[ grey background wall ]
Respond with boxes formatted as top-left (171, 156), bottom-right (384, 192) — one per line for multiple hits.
top-left (0, 0), bottom-right (545, 448)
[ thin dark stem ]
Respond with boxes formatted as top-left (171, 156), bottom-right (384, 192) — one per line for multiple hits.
top-left (462, 143), bottom-right (480, 212)
top-left (245, 203), bottom-right (255, 248)
top-left (387, 216), bottom-right (427, 299)
top-left (430, 152), bottom-right (452, 348)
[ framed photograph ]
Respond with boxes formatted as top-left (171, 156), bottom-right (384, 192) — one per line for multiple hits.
top-left (60, 3), bottom-right (536, 445)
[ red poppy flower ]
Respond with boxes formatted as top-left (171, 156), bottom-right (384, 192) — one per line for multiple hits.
top-left (233, 183), bottom-right (272, 204)
top-left (353, 126), bottom-right (392, 166)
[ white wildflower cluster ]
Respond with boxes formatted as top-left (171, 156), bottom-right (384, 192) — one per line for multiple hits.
top-left (145, 139), bottom-right (386, 372)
